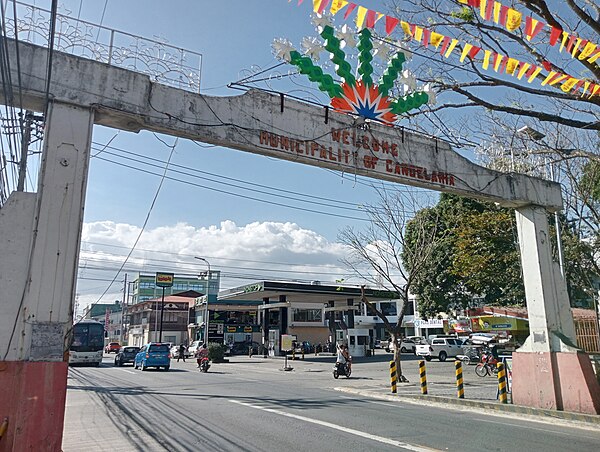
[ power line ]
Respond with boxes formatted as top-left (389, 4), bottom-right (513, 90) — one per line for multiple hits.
top-left (92, 142), bottom-right (365, 212)
top-left (93, 153), bottom-right (372, 222)
top-left (90, 136), bottom-right (179, 307)
top-left (88, 141), bottom-right (425, 220)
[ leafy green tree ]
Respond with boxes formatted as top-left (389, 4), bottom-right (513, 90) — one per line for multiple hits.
top-left (406, 192), bottom-right (598, 316)
top-left (451, 208), bottom-right (524, 305)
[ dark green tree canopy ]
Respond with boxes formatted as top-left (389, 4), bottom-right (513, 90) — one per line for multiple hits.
top-left (404, 193), bottom-right (596, 316)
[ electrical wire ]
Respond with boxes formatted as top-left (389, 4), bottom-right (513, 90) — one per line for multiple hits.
top-left (89, 135), bottom-right (179, 309)
top-left (43, 0), bottom-right (57, 119)
top-left (88, 139), bottom-right (427, 219)
top-left (92, 153), bottom-right (372, 221)
top-left (92, 141), bottom-right (363, 209)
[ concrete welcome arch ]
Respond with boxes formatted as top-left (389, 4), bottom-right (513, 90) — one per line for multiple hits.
top-left (1, 40), bottom-right (598, 449)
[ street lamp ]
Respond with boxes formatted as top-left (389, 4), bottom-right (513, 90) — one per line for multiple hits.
top-left (195, 257), bottom-right (211, 344)
top-left (517, 126), bottom-right (565, 277)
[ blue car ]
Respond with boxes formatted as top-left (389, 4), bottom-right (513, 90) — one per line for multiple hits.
top-left (134, 343), bottom-right (171, 371)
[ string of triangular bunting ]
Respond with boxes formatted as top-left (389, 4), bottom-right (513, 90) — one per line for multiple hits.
top-left (289, 0), bottom-right (600, 98)
top-left (456, 0), bottom-right (600, 65)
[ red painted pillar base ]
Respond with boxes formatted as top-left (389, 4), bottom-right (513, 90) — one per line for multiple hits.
top-left (0, 361), bottom-right (68, 452)
top-left (512, 350), bottom-right (600, 414)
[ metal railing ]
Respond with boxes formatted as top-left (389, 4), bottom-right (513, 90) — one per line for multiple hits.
top-left (5, 0), bottom-right (202, 93)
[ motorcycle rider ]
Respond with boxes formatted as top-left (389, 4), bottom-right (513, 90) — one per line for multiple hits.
top-left (336, 343), bottom-right (352, 374)
top-left (196, 343), bottom-right (209, 368)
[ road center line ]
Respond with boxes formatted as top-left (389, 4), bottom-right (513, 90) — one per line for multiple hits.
top-left (229, 399), bottom-right (438, 451)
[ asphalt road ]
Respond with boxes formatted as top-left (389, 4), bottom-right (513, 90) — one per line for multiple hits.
top-left (62, 353), bottom-right (600, 452)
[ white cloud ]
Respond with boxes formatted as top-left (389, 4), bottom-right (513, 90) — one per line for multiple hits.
top-left (76, 220), bottom-right (353, 315)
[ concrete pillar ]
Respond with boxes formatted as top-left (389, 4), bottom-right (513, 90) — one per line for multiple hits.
top-left (347, 298), bottom-right (355, 329)
top-left (512, 206), bottom-right (600, 414)
top-left (0, 102), bottom-right (94, 450)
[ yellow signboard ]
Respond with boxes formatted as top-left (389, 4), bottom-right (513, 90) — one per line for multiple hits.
top-left (155, 272), bottom-right (174, 288)
top-left (471, 316), bottom-right (528, 332)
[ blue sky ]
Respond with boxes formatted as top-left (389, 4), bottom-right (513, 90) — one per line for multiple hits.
top-left (24, 0), bottom-right (436, 311)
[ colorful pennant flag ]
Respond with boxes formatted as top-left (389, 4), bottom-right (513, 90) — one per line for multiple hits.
top-left (355, 5), bottom-right (367, 29)
top-left (344, 3), bottom-right (356, 19)
top-left (385, 16), bottom-right (399, 34)
top-left (289, 0), bottom-right (599, 96)
top-left (329, 0), bottom-right (347, 15)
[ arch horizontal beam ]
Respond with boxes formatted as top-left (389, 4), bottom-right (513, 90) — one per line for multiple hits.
top-left (2, 40), bottom-right (562, 211)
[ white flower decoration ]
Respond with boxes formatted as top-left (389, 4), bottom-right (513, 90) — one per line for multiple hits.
top-left (401, 70), bottom-right (417, 93)
top-left (336, 24), bottom-right (357, 48)
top-left (272, 38), bottom-right (296, 62)
top-left (311, 13), bottom-right (333, 33)
top-left (301, 37), bottom-right (324, 61)
top-left (423, 83), bottom-right (437, 105)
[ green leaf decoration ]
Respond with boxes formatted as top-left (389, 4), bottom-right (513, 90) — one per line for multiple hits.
top-left (321, 25), bottom-right (355, 86)
top-left (357, 29), bottom-right (374, 87)
top-left (378, 52), bottom-right (406, 97)
top-left (289, 50), bottom-right (342, 97)
top-left (391, 92), bottom-right (429, 114)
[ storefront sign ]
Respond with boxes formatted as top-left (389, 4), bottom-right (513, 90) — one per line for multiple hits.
top-left (414, 318), bottom-right (444, 328)
top-left (155, 272), bottom-right (174, 288)
top-left (471, 316), bottom-right (528, 332)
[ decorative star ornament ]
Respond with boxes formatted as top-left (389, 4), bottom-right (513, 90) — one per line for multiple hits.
top-left (301, 36), bottom-right (324, 61)
top-left (423, 83), bottom-right (437, 105)
top-left (401, 69), bottom-right (417, 93)
top-left (397, 42), bottom-right (413, 60)
top-left (332, 81), bottom-right (397, 123)
top-left (372, 39), bottom-right (392, 61)
top-left (272, 38), bottom-right (296, 62)
top-left (311, 12), bottom-right (334, 33)
top-left (336, 24), bottom-right (357, 48)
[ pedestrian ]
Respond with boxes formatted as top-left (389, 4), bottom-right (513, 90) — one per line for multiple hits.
top-left (177, 343), bottom-right (186, 362)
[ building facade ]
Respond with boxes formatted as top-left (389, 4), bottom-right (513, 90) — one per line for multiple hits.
top-left (126, 293), bottom-right (198, 347)
top-left (131, 272), bottom-right (220, 305)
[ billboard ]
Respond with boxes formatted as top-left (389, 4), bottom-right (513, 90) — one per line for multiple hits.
top-left (155, 272), bottom-right (174, 288)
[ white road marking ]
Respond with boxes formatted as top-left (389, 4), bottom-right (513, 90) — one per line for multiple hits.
top-left (117, 369), bottom-right (136, 374)
top-left (229, 399), bottom-right (438, 451)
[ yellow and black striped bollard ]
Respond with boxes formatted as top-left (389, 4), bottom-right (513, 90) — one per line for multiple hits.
top-left (390, 360), bottom-right (397, 393)
top-left (497, 362), bottom-right (508, 403)
top-left (418, 360), bottom-right (428, 395)
top-left (455, 360), bottom-right (464, 399)
top-left (292, 349), bottom-right (296, 360)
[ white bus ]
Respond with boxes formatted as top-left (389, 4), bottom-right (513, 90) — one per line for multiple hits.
top-left (69, 319), bottom-right (104, 366)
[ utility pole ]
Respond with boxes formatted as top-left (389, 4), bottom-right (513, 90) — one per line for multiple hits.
top-left (17, 111), bottom-right (33, 191)
top-left (121, 273), bottom-right (127, 344)
top-left (159, 286), bottom-right (166, 342)
top-left (195, 257), bottom-right (211, 344)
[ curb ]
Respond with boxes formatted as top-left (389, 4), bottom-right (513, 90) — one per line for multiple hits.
top-left (335, 387), bottom-right (600, 426)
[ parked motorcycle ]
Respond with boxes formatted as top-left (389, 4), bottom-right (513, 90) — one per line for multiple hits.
top-left (333, 361), bottom-right (351, 379)
top-left (198, 357), bottom-right (210, 373)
